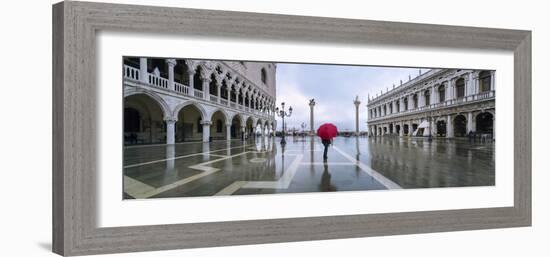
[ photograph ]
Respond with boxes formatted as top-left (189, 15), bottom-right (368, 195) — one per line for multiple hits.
top-left (122, 57), bottom-right (495, 199)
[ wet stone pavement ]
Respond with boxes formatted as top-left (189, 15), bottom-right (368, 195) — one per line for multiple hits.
top-left (123, 136), bottom-right (495, 199)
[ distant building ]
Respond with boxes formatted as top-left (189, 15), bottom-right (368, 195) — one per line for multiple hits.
top-left (367, 69), bottom-right (495, 139)
top-left (123, 57), bottom-right (277, 144)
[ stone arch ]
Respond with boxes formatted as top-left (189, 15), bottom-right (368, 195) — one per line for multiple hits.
top-left (453, 114), bottom-right (467, 137)
top-left (172, 101), bottom-right (207, 121)
top-left (475, 111), bottom-right (494, 134)
top-left (210, 109), bottom-right (229, 140)
top-left (124, 87), bottom-right (170, 119)
top-left (436, 118), bottom-right (447, 137)
top-left (207, 108), bottom-right (229, 122)
top-left (124, 93), bottom-right (167, 145)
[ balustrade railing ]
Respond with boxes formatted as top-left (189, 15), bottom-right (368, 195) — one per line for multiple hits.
top-left (148, 74), bottom-right (169, 89)
top-left (194, 90), bottom-right (204, 99)
top-left (368, 90), bottom-right (495, 122)
top-left (230, 102), bottom-right (236, 108)
top-left (220, 99), bottom-right (228, 105)
top-left (174, 82), bottom-right (189, 95)
top-left (210, 95), bottom-right (218, 103)
top-left (124, 65), bottom-right (140, 81)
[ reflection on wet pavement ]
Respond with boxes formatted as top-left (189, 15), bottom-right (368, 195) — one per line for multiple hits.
top-left (123, 136), bottom-right (494, 199)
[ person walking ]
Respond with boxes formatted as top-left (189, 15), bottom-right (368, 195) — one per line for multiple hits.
top-left (317, 123), bottom-right (338, 160)
top-left (321, 138), bottom-right (332, 160)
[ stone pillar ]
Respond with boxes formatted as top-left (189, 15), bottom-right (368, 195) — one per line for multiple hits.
top-left (139, 58), bottom-right (148, 84)
top-left (241, 125), bottom-right (246, 141)
top-left (226, 123), bottom-right (231, 140)
top-left (467, 72), bottom-right (474, 97)
top-left (166, 59), bottom-right (176, 91)
top-left (309, 99), bottom-right (316, 135)
top-left (446, 80), bottom-right (453, 101)
top-left (202, 78), bottom-right (210, 100)
top-left (227, 86), bottom-right (232, 106)
top-left (490, 70), bottom-right (496, 91)
top-left (188, 71), bottom-right (195, 93)
top-left (165, 118), bottom-right (177, 145)
top-left (493, 116), bottom-right (496, 140)
top-left (408, 121), bottom-right (413, 136)
top-left (201, 120), bottom-right (211, 143)
top-left (431, 86), bottom-right (437, 106)
top-left (446, 115), bottom-right (454, 138)
top-left (408, 95), bottom-right (414, 110)
top-left (354, 96), bottom-right (361, 136)
top-left (467, 112), bottom-right (473, 133)
top-left (216, 82), bottom-right (222, 104)
top-left (261, 124), bottom-right (266, 137)
top-left (399, 122), bottom-right (404, 136)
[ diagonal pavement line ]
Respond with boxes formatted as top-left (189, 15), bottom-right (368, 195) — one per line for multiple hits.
top-left (123, 175), bottom-right (156, 199)
top-left (214, 181), bottom-right (248, 196)
top-left (332, 146), bottom-right (402, 189)
top-left (124, 144), bottom-right (254, 168)
top-left (141, 151), bottom-right (253, 198)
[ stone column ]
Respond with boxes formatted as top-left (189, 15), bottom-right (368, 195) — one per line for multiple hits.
top-left (493, 116), bottom-right (496, 140)
top-left (490, 70), bottom-right (496, 91)
top-left (139, 57), bottom-right (148, 84)
top-left (467, 72), bottom-right (474, 97)
top-left (227, 86), bottom-right (232, 106)
top-left (418, 91), bottom-right (425, 107)
top-left (202, 78), bottom-right (210, 100)
top-left (216, 82), bottom-right (222, 104)
top-left (201, 120), bottom-right (211, 143)
top-left (309, 99), bottom-right (316, 135)
top-left (446, 80), bottom-right (453, 101)
top-left (431, 86), bottom-right (437, 106)
top-left (446, 115), bottom-right (454, 138)
top-left (188, 71), bottom-right (195, 94)
top-left (399, 122), bottom-right (404, 136)
top-left (408, 121), bottom-right (413, 136)
top-left (354, 96), bottom-right (361, 136)
top-left (467, 112), bottom-right (473, 133)
top-left (166, 59), bottom-right (177, 91)
top-left (226, 123), bottom-right (231, 140)
top-left (165, 118), bottom-right (177, 145)
top-left (241, 125), bottom-right (246, 141)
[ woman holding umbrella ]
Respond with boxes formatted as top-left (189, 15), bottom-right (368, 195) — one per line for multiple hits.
top-left (317, 123), bottom-right (338, 160)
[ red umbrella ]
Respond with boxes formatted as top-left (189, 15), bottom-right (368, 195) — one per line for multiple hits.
top-left (317, 123), bottom-right (338, 140)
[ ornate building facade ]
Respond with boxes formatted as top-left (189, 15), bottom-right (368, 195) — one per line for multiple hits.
top-left (367, 69), bottom-right (495, 139)
top-left (123, 57), bottom-right (277, 145)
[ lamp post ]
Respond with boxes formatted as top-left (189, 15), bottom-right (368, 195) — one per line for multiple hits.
top-left (276, 102), bottom-right (292, 145)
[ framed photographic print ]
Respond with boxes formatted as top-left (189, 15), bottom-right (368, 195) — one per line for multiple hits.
top-left (52, 1), bottom-right (531, 256)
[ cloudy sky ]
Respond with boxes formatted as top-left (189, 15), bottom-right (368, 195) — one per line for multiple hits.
top-left (275, 63), bottom-right (426, 132)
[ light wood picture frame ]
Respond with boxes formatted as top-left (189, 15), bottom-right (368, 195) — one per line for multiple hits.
top-left (52, 1), bottom-right (531, 256)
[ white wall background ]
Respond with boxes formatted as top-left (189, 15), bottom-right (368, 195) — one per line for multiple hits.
top-left (0, 0), bottom-right (547, 256)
